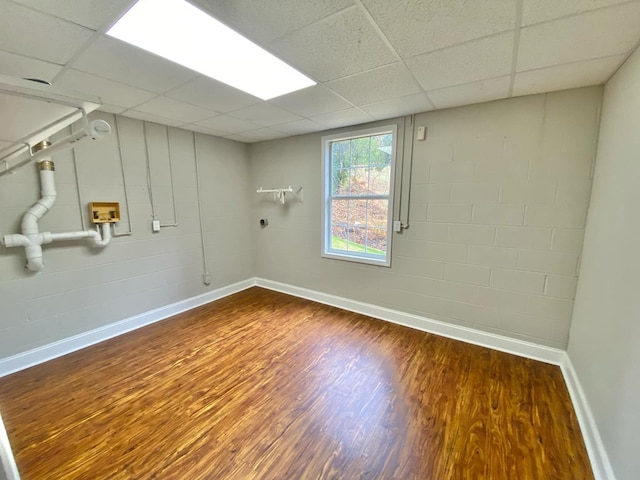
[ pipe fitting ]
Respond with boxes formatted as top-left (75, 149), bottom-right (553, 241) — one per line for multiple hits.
top-left (38, 160), bottom-right (55, 171)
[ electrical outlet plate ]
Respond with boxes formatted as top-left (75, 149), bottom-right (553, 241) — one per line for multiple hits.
top-left (89, 202), bottom-right (120, 223)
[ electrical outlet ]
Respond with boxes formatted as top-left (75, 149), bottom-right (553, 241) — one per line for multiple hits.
top-left (152, 220), bottom-right (160, 232)
top-left (203, 273), bottom-right (212, 285)
top-left (393, 220), bottom-right (402, 232)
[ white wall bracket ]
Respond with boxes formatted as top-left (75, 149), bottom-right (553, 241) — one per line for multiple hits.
top-left (256, 185), bottom-right (303, 204)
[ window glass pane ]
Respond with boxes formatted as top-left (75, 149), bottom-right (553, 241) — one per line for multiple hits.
top-left (350, 137), bottom-right (371, 166)
top-left (368, 199), bottom-right (388, 228)
top-left (331, 168), bottom-right (349, 195)
top-left (366, 227), bottom-right (387, 253)
top-left (350, 166), bottom-right (369, 195)
top-left (345, 199), bottom-right (367, 251)
top-left (370, 134), bottom-right (393, 167)
top-left (369, 165), bottom-right (391, 195)
top-left (331, 140), bottom-right (350, 170)
top-left (331, 199), bottom-right (348, 249)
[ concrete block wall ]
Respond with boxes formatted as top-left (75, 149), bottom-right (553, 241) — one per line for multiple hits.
top-left (0, 87), bottom-right (601, 358)
top-left (251, 87), bottom-right (602, 348)
top-left (0, 112), bottom-right (252, 358)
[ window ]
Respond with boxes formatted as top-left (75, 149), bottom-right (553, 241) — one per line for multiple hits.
top-left (322, 125), bottom-right (397, 266)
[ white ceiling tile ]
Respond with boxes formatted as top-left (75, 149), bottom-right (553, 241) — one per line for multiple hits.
top-left (270, 6), bottom-right (396, 82)
top-left (406, 33), bottom-right (514, 91)
top-left (517, 3), bottom-right (640, 72)
top-left (166, 77), bottom-right (260, 113)
top-left (182, 123), bottom-right (228, 137)
top-left (0, 50), bottom-right (62, 81)
top-left (513, 55), bottom-right (625, 96)
top-left (360, 93), bottom-right (434, 120)
top-left (195, 115), bottom-right (261, 134)
top-left (241, 128), bottom-right (289, 142)
top-left (135, 97), bottom-right (217, 124)
top-left (311, 108), bottom-right (375, 129)
top-left (326, 63), bottom-right (420, 106)
top-left (427, 75), bottom-right (511, 109)
top-left (0, 2), bottom-right (93, 64)
top-left (220, 133), bottom-right (253, 143)
top-left (269, 85), bottom-right (353, 117)
top-left (98, 104), bottom-right (126, 114)
top-left (272, 119), bottom-right (326, 136)
top-left (71, 37), bottom-right (197, 93)
top-left (522, 0), bottom-right (632, 26)
top-left (228, 103), bottom-right (303, 127)
top-left (362, 0), bottom-right (516, 58)
top-left (197, 0), bottom-right (354, 44)
top-left (10, 0), bottom-right (134, 31)
top-left (55, 69), bottom-right (156, 109)
top-left (122, 110), bottom-right (186, 128)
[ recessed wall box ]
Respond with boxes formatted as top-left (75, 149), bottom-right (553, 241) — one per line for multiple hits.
top-left (89, 202), bottom-right (121, 224)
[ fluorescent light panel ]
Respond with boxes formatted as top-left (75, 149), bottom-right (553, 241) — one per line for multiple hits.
top-left (107, 0), bottom-right (315, 100)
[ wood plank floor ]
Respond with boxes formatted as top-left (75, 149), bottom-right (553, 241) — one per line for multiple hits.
top-left (0, 287), bottom-right (593, 479)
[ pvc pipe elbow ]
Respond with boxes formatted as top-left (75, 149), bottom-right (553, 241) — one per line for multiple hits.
top-left (91, 223), bottom-right (112, 247)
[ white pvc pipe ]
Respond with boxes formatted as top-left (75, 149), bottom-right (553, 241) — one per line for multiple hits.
top-left (1, 152), bottom-right (112, 272)
top-left (21, 165), bottom-right (55, 236)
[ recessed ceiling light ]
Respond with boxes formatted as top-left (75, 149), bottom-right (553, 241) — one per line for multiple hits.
top-left (107, 0), bottom-right (315, 100)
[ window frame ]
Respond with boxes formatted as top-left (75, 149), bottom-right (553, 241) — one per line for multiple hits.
top-left (321, 124), bottom-right (397, 267)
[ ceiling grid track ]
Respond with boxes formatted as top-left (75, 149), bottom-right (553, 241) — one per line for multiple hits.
top-left (354, 0), bottom-right (436, 110)
top-left (509, 0), bottom-right (525, 97)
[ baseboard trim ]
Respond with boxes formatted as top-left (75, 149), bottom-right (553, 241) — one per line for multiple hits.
top-left (255, 278), bottom-right (565, 365)
top-left (560, 356), bottom-right (616, 480)
top-left (0, 278), bottom-right (256, 378)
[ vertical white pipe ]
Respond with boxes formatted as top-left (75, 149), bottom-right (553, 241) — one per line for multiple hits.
top-left (21, 159), bottom-right (56, 236)
top-left (193, 132), bottom-right (211, 285)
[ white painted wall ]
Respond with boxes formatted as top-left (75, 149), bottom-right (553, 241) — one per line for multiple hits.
top-left (568, 47), bottom-right (640, 480)
top-left (250, 88), bottom-right (601, 348)
top-left (0, 112), bottom-right (252, 358)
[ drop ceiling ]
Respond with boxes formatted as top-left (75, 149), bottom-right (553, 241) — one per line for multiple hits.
top-left (1, 0), bottom-right (639, 143)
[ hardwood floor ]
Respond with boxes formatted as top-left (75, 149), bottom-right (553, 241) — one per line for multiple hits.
top-left (0, 287), bottom-right (593, 479)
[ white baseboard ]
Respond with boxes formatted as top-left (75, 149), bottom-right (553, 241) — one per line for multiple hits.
top-left (0, 276), bottom-right (613, 479)
top-left (0, 278), bottom-right (256, 378)
top-left (560, 356), bottom-right (616, 480)
top-left (255, 277), bottom-right (565, 365)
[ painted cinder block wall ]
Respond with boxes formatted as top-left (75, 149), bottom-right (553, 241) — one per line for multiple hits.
top-left (250, 87), bottom-right (602, 349)
top-left (0, 113), bottom-right (252, 358)
top-left (0, 87), bottom-right (600, 358)
top-left (568, 46), bottom-right (640, 480)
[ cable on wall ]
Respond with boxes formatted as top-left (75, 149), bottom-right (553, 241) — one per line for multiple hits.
top-left (193, 132), bottom-right (211, 286)
top-left (142, 121), bottom-right (178, 229)
top-left (400, 114), bottom-right (415, 228)
top-left (143, 121), bottom-right (156, 221)
top-left (163, 125), bottom-right (178, 227)
top-left (112, 114), bottom-right (133, 237)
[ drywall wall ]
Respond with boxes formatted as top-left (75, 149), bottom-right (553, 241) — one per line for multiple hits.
top-left (568, 47), bottom-right (640, 479)
top-left (0, 112), bottom-right (252, 358)
top-left (250, 87), bottom-right (602, 348)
